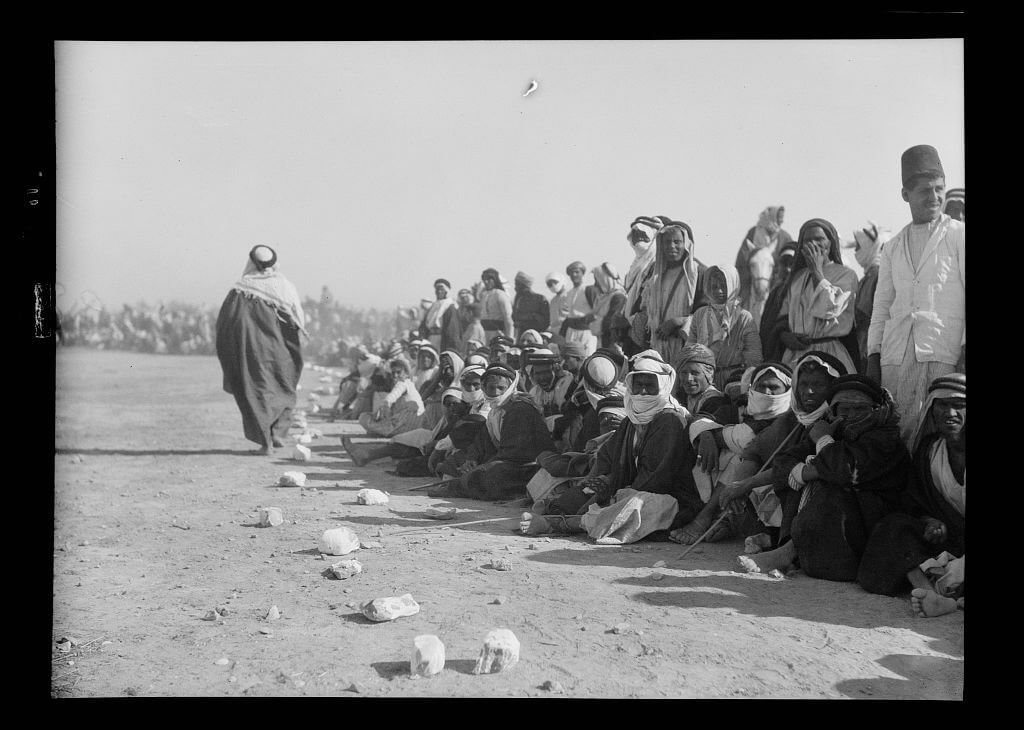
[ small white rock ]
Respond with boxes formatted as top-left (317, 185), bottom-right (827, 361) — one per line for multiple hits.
top-left (410, 634), bottom-right (445, 677)
top-left (490, 557), bottom-right (513, 571)
top-left (292, 444), bottom-right (312, 462)
top-left (266, 605), bottom-right (281, 621)
top-left (328, 559), bottom-right (362, 580)
top-left (653, 560), bottom-right (667, 568)
top-left (473, 629), bottom-right (520, 674)
top-left (215, 657), bottom-right (230, 666)
top-left (356, 488), bottom-right (390, 506)
top-left (361, 593), bottom-right (420, 622)
top-left (296, 433), bottom-right (313, 445)
top-left (318, 527), bottom-right (361, 556)
top-left (278, 472), bottom-right (307, 487)
top-left (258, 507), bottom-right (284, 527)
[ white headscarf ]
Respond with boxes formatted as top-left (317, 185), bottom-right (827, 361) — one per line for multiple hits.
top-left (703, 265), bottom-right (742, 345)
top-left (546, 272), bottom-right (567, 296)
top-left (743, 364), bottom-right (793, 421)
top-left (231, 247), bottom-right (307, 332)
top-left (790, 354), bottom-right (842, 426)
top-left (852, 221), bottom-right (891, 271)
top-left (623, 349), bottom-right (688, 425)
top-left (459, 364), bottom-right (488, 408)
top-left (624, 218), bottom-right (660, 293)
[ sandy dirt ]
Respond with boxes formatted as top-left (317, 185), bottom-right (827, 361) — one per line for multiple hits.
top-left (52, 348), bottom-right (964, 698)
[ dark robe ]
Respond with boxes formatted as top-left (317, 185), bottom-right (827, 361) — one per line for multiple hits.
top-left (594, 411), bottom-right (703, 526)
top-left (215, 290), bottom-right (302, 449)
top-left (759, 282), bottom-right (789, 362)
top-left (772, 417), bottom-right (911, 581)
top-left (393, 411), bottom-right (461, 477)
top-left (446, 395), bottom-right (557, 500)
top-left (857, 432), bottom-right (965, 596)
top-left (512, 290), bottom-right (551, 339)
top-left (854, 266), bottom-right (879, 374)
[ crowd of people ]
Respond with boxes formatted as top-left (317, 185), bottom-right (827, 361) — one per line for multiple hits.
top-left (57, 290), bottom-right (412, 363)
top-left (58, 300), bottom-right (218, 355)
top-left (214, 144), bottom-right (965, 619)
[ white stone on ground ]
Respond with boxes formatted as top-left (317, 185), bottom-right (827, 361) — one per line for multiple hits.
top-left (328, 559), bottom-right (362, 580)
top-left (410, 635), bottom-right (445, 677)
top-left (319, 527), bottom-right (361, 556)
top-left (361, 593), bottom-right (420, 622)
top-left (473, 629), bottom-right (520, 674)
top-left (356, 488), bottom-right (390, 505)
top-left (292, 444), bottom-right (312, 462)
top-left (258, 507), bottom-right (284, 527)
top-left (279, 472), bottom-right (306, 487)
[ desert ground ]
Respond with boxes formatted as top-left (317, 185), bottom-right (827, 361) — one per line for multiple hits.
top-left (52, 347), bottom-right (964, 698)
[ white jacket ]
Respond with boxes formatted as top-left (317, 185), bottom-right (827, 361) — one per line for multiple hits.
top-left (867, 214), bottom-right (964, 366)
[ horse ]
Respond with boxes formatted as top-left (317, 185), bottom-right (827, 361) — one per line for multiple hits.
top-left (743, 238), bottom-right (777, 328)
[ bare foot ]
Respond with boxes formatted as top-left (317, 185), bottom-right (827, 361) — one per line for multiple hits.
top-left (341, 436), bottom-right (367, 467)
top-left (911, 588), bottom-right (959, 618)
top-left (520, 513), bottom-right (551, 535)
top-left (736, 542), bottom-right (796, 574)
top-left (668, 518), bottom-right (712, 545)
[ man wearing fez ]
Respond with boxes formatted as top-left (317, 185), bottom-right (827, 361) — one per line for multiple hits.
top-left (867, 145), bottom-right (965, 445)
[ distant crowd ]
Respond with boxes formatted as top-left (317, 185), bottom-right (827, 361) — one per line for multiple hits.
top-left (56, 293), bottom-right (413, 364)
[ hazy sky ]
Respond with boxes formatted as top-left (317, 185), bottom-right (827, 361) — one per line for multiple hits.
top-left (55, 40), bottom-right (964, 313)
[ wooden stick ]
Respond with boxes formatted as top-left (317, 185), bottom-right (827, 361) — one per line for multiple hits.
top-left (677, 423), bottom-right (802, 559)
top-left (393, 516), bottom-right (518, 534)
top-left (408, 478), bottom-right (456, 492)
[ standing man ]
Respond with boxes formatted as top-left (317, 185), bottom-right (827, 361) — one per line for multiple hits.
top-left (867, 145), bottom-right (965, 444)
top-left (479, 268), bottom-right (515, 344)
top-left (419, 278), bottom-right (456, 354)
top-left (511, 271), bottom-right (550, 340)
top-left (216, 245), bottom-right (306, 454)
top-left (558, 261), bottom-right (598, 357)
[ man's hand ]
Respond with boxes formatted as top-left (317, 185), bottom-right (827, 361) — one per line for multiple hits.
top-left (866, 353), bottom-right (882, 385)
top-left (780, 331), bottom-right (811, 352)
top-left (717, 478), bottom-right (750, 509)
top-left (696, 431), bottom-right (720, 474)
top-left (808, 417), bottom-right (842, 443)
top-left (457, 459), bottom-right (478, 476)
top-left (923, 517), bottom-right (948, 545)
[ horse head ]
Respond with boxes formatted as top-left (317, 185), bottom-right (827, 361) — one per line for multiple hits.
top-left (747, 240), bottom-right (777, 301)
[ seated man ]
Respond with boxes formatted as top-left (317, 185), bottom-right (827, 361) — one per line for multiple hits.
top-left (330, 345), bottom-right (381, 420)
top-left (417, 349), bottom-right (465, 428)
top-left (669, 362), bottom-right (798, 546)
top-left (857, 374), bottom-right (965, 617)
top-left (341, 386), bottom-right (469, 474)
top-left (738, 374), bottom-right (911, 582)
top-left (527, 395), bottom-right (626, 514)
top-left (354, 358), bottom-right (425, 439)
top-left (524, 348), bottom-right (575, 429)
top-left (557, 348), bottom-right (627, 450)
top-left (674, 343), bottom-right (737, 426)
top-left (430, 364), bottom-right (491, 477)
top-left (429, 363), bottom-right (556, 501)
top-left (520, 350), bottom-right (702, 545)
